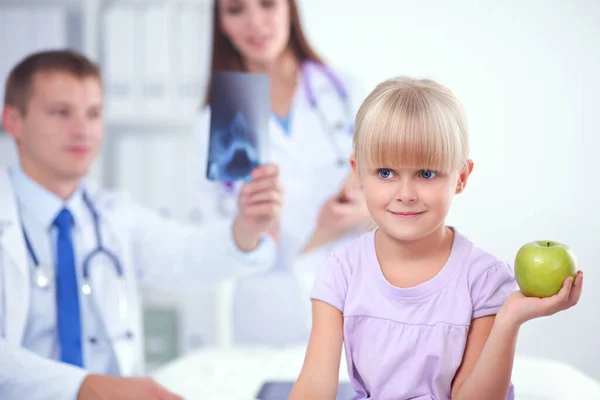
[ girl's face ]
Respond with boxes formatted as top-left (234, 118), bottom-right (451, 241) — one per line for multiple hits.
top-left (219, 0), bottom-right (291, 67)
top-left (352, 159), bottom-right (473, 242)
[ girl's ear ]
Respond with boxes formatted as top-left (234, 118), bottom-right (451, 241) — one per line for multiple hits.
top-left (456, 160), bottom-right (474, 194)
top-left (349, 156), bottom-right (361, 187)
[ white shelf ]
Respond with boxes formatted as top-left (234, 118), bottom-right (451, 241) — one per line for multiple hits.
top-left (0, 0), bottom-right (83, 8)
top-left (105, 116), bottom-right (196, 133)
top-left (1, 0), bottom-right (213, 364)
top-left (106, 0), bottom-right (208, 5)
top-left (0, 0), bottom-right (208, 7)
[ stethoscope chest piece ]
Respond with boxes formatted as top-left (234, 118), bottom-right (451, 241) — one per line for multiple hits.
top-left (32, 265), bottom-right (53, 289)
top-left (82, 282), bottom-right (92, 295)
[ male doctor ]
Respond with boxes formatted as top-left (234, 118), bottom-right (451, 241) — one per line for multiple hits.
top-left (0, 50), bottom-right (282, 399)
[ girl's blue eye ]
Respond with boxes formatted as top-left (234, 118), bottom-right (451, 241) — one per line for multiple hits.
top-left (420, 169), bottom-right (437, 179)
top-left (378, 169), bottom-right (393, 179)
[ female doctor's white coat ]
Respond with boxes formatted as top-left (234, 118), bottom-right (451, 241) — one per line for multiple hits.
top-left (0, 166), bottom-right (275, 400)
top-left (194, 63), bottom-right (366, 345)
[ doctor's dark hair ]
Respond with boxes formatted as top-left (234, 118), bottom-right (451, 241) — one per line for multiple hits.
top-left (4, 49), bottom-right (102, 114)
top-left (203, 0), bottom-right (323, 105)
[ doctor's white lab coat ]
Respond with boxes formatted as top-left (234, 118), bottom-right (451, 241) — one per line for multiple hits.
top-left (0, 166), bottom-right (276, 400)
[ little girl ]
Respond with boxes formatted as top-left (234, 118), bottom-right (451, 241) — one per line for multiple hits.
top-left (290, 77), bottom-right (583, 400)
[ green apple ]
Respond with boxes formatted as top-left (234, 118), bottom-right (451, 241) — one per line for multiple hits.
top-left (514, 240), bottom-right (577, 298)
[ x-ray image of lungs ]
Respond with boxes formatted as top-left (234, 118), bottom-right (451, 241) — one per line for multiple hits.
top-left (207, 112), bottom-right (260, 181)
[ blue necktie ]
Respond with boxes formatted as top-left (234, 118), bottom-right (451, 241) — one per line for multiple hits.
top-left (54, 208), bottom-right (83, 367)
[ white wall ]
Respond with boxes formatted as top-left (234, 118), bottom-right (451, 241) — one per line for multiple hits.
top-left (298, 0), bottom-right (600, 379)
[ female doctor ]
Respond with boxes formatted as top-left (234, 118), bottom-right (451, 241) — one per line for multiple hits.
top-left (195, 0), bottom-right (370, 345)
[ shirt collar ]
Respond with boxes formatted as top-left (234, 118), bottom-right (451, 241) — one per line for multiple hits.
top-left (9, 165), bottom-right (88, 231)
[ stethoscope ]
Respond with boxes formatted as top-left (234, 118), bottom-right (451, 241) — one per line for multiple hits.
top-left (301, 61), bottom-right (354, 167)
top-left (16, 192), bottom-right (133, 343)
top-left (215, 62), bottom-right (354, 217)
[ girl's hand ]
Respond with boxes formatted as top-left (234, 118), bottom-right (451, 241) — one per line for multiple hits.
top-left (497, 271), bottom-right (583, 327)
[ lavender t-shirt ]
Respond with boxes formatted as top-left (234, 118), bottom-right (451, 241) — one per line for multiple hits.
top-left (310, 229), bottom-right (517, 400)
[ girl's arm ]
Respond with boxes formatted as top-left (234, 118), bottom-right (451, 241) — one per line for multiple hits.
top-left (451, 272), bottom-right (583, 400)
top-left (451, 315), bottom-right (517, 400)
top-left (290, 300), bottom-right (345, 400)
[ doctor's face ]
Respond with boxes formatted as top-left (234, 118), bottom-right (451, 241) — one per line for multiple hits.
top-left (5, 71), bottom-right (103, 183)
top-left (219, 0), bottom-right (291, 67)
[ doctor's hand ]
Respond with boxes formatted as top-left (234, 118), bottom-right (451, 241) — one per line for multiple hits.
top-left (233, 163), bottom-right (283, 251)
top-left (77, 375), bottom-right (184, 400)
top-left (302, 178), bottom-right (370, 253)
top-left (320, 175), bottom-right (370, 234)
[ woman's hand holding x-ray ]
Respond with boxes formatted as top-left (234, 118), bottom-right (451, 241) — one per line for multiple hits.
top-left (302, 175), bottom-right (371, 253)
top-left (233, 163), bottom-right (284, 251)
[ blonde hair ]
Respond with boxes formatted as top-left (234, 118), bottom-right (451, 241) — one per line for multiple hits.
top-left (353, 77), bottom-right (469, 173)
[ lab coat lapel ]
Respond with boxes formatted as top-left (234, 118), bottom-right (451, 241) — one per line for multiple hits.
top-left (277, 76), bottom-right (330, 166)
top-left (0, 167), bottom-right (30, 344)
top-left (267, 71), bottom-right (307, 156)
top-left (269, 108), bottom-right (300, 159)
top-left (268, 117), bottom-right (291, 153)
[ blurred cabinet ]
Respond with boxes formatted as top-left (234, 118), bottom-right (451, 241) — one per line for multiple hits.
top-left (1, 0), bottom-right (211, 210)
top-left (0, 3), bottom-right (72, 97)
top-left (95, 0), bottom-right (215, 363)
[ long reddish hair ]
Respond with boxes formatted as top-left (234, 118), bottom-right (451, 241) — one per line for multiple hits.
top-left (203, 0), bottom-right (324, 105)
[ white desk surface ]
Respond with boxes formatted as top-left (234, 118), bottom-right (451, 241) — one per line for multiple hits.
top-left (152, 345), bottom-right (600, 400)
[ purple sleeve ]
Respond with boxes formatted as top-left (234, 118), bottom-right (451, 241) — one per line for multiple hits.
top-left (471, 261), bottom-right (517, 319)
top-left (310, 252), bottom-right (350, 312)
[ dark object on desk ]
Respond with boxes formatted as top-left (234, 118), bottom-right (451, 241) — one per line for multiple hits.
top-left (256, 381), bottom-right (355, 400)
